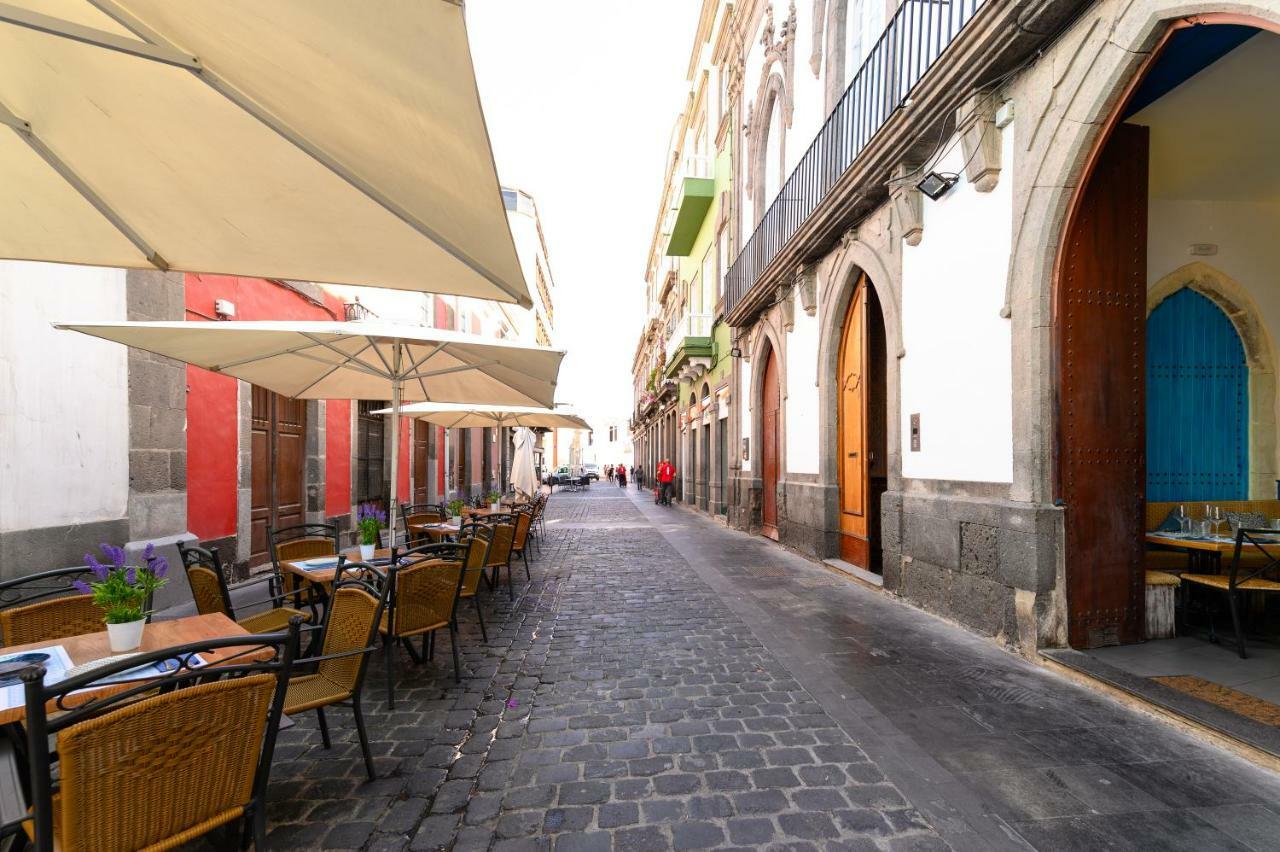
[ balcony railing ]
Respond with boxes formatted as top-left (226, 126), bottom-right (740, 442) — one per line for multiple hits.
top-left (665, 312), bottom-right (713, 363)
top-left (724, 0), bottom-right (988, 317)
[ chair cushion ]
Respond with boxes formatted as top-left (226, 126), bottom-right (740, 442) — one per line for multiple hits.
top-left (1145, 570), bottom-right (1181, 587)
top-left (283, 673), bottom-right (351, 715)
top-left (237, 607), bottom-right (311, 634)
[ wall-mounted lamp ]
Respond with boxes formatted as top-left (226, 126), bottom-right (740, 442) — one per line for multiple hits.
top-left (730, 346), bottom-right (742, 358)
top-left (917, 172), bottom-right (957, 201)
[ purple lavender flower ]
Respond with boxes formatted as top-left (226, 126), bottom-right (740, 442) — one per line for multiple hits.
top-left (143, 542), bottom-right (155, 561)
top-left (125, 565), bottom-right (137, 585)
top-left (85, 552), bottom-right (109, 580)
top-left (102, 543), bottom-right (126, 569)
top-left (72, 579), bottom-right (92, 595)
top-left (152, 556), bottom-right (169, 579)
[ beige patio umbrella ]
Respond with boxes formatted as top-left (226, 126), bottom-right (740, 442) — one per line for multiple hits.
top-left (374, 402), bottom-right (591, 432)
top-left (55, 320), bottom-right (564, 535)
top-left (0, 0), bottom-right (529, 306)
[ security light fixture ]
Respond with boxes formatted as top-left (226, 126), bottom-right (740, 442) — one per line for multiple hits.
top-left (730, 346), bottom-right (742, 358)
top-left (917, 171), bottom-right (957, 201)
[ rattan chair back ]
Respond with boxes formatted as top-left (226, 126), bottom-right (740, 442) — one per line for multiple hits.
top-left (456, 524), bottom-right (492, 597)
top-left (270, 523), bottom-right (338, 599)
top-left (385, 542), bottom-right (471, 638)
top-left (511, 510), bottom-right (533, 552)
top-left (482, 520), bottom-right (516, 570)
top-left (0, 566), bottom-right (104, 647)
top-left (177, 542), bottom-right (235, 619)
top-left (317, 578), bottom-right (387, 692)
top-left (21, 622), bottom-right (301, 852)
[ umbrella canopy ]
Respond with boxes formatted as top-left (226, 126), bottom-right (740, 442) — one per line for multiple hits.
top-left (56, 319), bottom-right (565, 534)
top-left (374, 402), bottom-right (591, 432)
top-left (0, 0), bottom-right (529, 306)
top-left (510, 427), bottom-right (539, 498)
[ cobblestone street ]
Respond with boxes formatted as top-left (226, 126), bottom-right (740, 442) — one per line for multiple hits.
top-left (244, 486), bottom-right (1280, 852)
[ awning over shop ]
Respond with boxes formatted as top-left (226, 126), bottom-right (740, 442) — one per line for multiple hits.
top-left (0, 0), bottom-right (530, 306)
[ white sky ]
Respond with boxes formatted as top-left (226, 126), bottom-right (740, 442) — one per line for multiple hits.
top-left (467, 1), bottom-right (703, 425)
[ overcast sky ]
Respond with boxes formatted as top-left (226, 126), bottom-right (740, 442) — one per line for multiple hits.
top-left (467, 1), bottom-right (702, 424)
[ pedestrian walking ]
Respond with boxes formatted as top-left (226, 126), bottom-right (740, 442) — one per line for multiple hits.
top-left (616, 463), bottom-right (627, 488)
top-left (634, 464), bottom-right (645, 490)
top-left (657, 458), bottom-right (675, 505)
top-left (605, 464), bottom-right (613, 484)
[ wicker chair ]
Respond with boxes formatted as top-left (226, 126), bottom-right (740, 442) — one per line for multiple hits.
top-left (381, 542), bottom-right (472, 704)
top-left (0, 567), bottom-right (104, 647)
top-left (456, 523), bottom-right (494, 642)
top-left (177, 542), bottom-right (312, 635)
top-left (285, 564), bottom-right (388, 780)
top-left (269, 523), bottom-right (339, 612)
top-left (478, 515), bottom-right (518, 600)
top-left (510, 508), bottom-right (534, 583)
top-left (402, 503), bottom-right (445, 548)
top-left (19, 621), bottom-right (301, 852)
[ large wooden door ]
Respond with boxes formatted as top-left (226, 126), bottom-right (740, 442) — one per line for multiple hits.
top-left (249, 387), bottom-right (306, 567)
top-left (761, 348), bottom-right (780, 539)
top-left (838, 277), bottom-right (871, 566)
top-left (413, 419), bottom-right (430, 505)
top-left (1058, 122), bottom-right (1149, 648)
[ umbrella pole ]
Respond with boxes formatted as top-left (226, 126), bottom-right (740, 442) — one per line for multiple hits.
top-left (388, 344), bottom-right (402, 548)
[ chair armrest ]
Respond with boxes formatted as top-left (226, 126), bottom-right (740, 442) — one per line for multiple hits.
top-left (295, 646), bottom-right (378, 666)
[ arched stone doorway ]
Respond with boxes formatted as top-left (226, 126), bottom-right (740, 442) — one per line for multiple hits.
top-left (760, 345), bottom-right (781, 540)
top-left (1054, 18), bottom-right (1280, 649)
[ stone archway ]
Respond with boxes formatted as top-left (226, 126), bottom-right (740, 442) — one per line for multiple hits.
top-left (744, 318), bottom-right (787, 534)
top-left (1148, 262), bottom-right (1278, 497)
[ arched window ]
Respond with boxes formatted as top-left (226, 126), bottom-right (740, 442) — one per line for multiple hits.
top-left (762, 93), bottom-right (784, 212)
top-left (1146, 288), bottom-right (1248, 501)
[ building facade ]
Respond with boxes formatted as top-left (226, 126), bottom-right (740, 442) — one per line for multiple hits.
top-left (632, 0), bottom-right (1280, 658)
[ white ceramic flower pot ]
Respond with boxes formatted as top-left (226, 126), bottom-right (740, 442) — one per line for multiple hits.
top-left (451, 516), bottom-right (462, 527)
top-left (490, 503), bottom-right (500, 512)
top-left (107, 618), bottom-right (146, 653)
top-left (359, 543), bottom-right (376, 561)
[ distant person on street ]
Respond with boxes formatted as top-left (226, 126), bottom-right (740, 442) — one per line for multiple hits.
top-left (657, 458), bottom-right (675, 505)
top-left (605, 464), bottom-right (613, 483)
top-left (634, 464), bottom-right (644, 490)
top-left (616, 463), bottom-right (627, 488)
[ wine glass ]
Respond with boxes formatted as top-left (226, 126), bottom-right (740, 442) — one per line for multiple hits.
top-left (1177, 504), bottom-right (1191, 534)
top-left (1211, 506), bottom-right (1226, 538)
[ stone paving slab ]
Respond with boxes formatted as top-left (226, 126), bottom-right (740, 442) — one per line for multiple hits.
top-left (187, 485), bottom-right (1280, 851)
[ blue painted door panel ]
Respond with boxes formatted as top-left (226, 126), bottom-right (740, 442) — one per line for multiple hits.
top-left (1146, 288), bottom-right (1248, 501)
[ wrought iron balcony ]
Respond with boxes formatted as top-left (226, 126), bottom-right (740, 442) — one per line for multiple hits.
top-left (724, 0), bottom-right (989, 318)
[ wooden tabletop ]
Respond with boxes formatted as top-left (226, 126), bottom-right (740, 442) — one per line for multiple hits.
top-left (1144, 532), bottom-right (1280, 553)
top-left (0, 613), bottom-right (270, 725)
top-left (409, 521), bottom-right (461, 538)
top-left (283, 548), bottom-right (395, 582)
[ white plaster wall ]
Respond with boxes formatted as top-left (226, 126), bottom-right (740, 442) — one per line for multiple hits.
top-left (899, 127), bottom-right (1015, 483)
top-left (786, 293), bottom-right (820, 474)
top-left (0, 262), bottom-right (129, 531)
top-left (740, 365), bottom-right (752, 472)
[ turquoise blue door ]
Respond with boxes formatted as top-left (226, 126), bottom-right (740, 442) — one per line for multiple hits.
top-left (1146, 288), bottom-right (1248, 501)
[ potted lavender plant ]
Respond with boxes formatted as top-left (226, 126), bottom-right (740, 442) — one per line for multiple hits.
top-left (356, 503), bottom-right (386, 561)
top-left (447, 499), bottom-right (465, 527)
top-left (73, 542), bottom-right (168, 653)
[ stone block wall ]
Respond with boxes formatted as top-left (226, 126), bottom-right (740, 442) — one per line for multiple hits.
top-left (881, 491), bottom-right (1061, 651)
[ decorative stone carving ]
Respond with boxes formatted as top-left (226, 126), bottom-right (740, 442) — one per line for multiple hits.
top-left (956, 92), bottom-right (1002, 192)
top-left (745, 1), bottom-right (798, 208)
top-left (809, 0), bottom-right (826, 76)
top-left (777, 283), bottom-right (795, 331)
top-left (795, 263), bottom-right (817, 316)
top-left (890, 164), bottom-right (923, 247)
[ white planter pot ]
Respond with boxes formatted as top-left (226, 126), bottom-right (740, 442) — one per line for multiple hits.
top-left (106, 618), bottom-right (146, 653)
top-left (451, 516), bottom-right (463, 527)
top-left (359, 543), bottom-right (376, 561)
top-left (490, 503), bottom-right (500, 512)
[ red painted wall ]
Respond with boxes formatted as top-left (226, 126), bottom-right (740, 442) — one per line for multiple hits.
top-left (437, 426), bottom-right (446, 496)
top-left (326, 400), bottom-right (351, 518)
top-left (185, 274), bottom-right (350, 539)
top-left (398, 417), bottom-right (410, 501)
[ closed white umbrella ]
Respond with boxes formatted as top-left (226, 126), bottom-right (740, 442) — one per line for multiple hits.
top-left (0, 0), bottom-right (529, 305)
top-left (55, 319), bottom-right (564, 535)
top-left (510, 427), bottom-right (538, 498)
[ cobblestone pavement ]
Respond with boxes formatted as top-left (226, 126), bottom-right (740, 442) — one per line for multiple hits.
top-left (207, 485), bottom-right (1280, 851)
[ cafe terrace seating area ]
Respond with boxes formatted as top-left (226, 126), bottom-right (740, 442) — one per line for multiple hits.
top-left (0, 492), bottom-right (551, 851)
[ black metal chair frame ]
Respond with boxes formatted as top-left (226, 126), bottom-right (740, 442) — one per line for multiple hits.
top-left (474, 513), bottom-right (518, 599)
top-left (177, 542), bottom-right (301, 622)
top-left (1183, 527), bottom-right (1280, 659)
top-left (456, 522), bottom-right (495, 639)
top-left (400, 502), bottom-right (446, 547)
top-left (16, 621), bottom-right (302, 851)
top-left (381, 541), bottom-right (473, 703)
top-left (267, 522), bottom-right (339, 612)
top-left (291, 564), bottom-right (389, 780)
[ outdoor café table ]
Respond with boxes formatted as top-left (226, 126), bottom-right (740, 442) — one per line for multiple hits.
top-left (463, 507), bottom-right (509, 519)
top-left (1144, 531), bottom-right (1280, 572)
top-left (0, 613), bottom-right (272, 726)
top-left (408, 521), bottom-right (462, 541)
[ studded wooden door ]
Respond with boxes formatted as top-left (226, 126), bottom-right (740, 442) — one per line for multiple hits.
top-left (249, 387), bottom-right (306, 568)
top-left (761, 348), bottom-right (780, 540)
top-left (838, 276), bottom-right (871, 566)
top-left (413, 419), bottom-right (431, 505)
top-left (1058, 122), bottom-right (1149, 649)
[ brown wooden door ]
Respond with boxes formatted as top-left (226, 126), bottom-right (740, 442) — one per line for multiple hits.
top-left (839, 277), bottom-right (870, 566)
top-left (1058, 122), bottom-right (1149, 649)
top-left (761, 348), bottom-right (780, 539)
top-left (413, 419), bottom-right (430, 505)
top-left (249, 387), bottom-right (307, 567)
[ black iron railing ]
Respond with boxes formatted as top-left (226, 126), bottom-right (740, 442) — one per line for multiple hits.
top-left (724, 0), bottom-right (988, 316)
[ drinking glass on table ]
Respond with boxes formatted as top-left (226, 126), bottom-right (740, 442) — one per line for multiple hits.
top-left (1176, 504), bottom-right (1191, 534)
top-left (1210, 506), bottom-right (1227, 538)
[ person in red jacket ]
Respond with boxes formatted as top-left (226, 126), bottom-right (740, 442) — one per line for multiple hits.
top-left (656, 459), bottom-right (675, 506)
top-left (616, 463), bottom-right (627, 488)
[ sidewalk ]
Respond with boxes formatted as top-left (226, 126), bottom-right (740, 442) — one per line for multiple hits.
top-left (625, 484), bottom-right (1280, 851)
